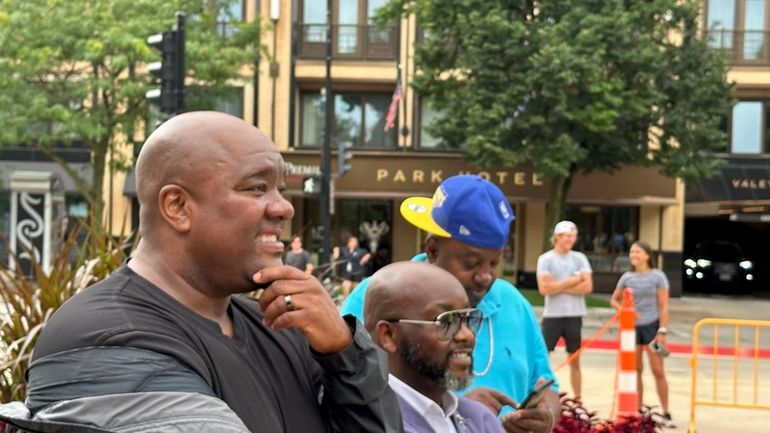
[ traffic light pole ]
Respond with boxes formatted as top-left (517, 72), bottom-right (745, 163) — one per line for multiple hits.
top-left (175, 12), bottom-right (185, 113)
top-left (319, 0), bottom-right (333, 267)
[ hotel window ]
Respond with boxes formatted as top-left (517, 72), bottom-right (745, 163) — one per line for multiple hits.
top-left (186, 86), bottom-right (244, 118)
top-left (416, 96), bottom-right (465, 151)
top-left (706, 0), bottom-right (769, 63)
top-left (417, 97), bottom-right (443, 149)
top-left (728, 100), bottom-right (770, 154)
top-left (298, 0), bottom-right (397, 59)
top-left (565, 205), bottom-right (639, 273)
top-left (215, 0), bottom-right (245, 37)
top-left (299, 91), bottom-right (397, 148)
top-left (301, 197), bottom-right (393, 275)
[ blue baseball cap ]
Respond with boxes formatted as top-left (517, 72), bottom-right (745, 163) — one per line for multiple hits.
top-left (399, 175), bottom-right (515, 249)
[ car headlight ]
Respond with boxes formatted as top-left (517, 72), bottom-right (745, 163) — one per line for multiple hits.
top-left (739, 260), bottom-right (753, 270)
top-left (697, 259), bottom-right (712, 268)
top-left (684, 259), bottom-right (697, 268)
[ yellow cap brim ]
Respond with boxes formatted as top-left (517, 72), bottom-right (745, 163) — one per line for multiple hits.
top-left (399, 196), bottom-right (451, 238)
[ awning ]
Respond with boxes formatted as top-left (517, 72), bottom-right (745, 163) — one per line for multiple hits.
top-left (0, 161), bottom-right (91, 195)
top-left (687, 158), bottom-right (770, 203)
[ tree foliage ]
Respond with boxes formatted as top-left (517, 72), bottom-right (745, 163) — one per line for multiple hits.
top-left (380, 0), bottom-right (732, 249)
top-left (0, 0), bottom-right (263, 223)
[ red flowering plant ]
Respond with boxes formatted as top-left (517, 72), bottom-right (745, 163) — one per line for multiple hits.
top-left (553, 394), bottom-right (663, 433)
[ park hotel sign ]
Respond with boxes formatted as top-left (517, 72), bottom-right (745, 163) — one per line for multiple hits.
top-left (282, 149), bottom-right (675, 203)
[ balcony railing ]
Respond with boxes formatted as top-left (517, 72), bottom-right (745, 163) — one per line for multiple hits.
top-left (706, 29), bottom-right (770, 65)
top-left (297, 24), bottom-right (398, 60)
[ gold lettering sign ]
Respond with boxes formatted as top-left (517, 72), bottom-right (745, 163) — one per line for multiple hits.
top-left (731, 178), bottom-right (770, 189)
top-left (514, 172), bottom-right (525, 185)
top-left (374, 168), bottom-right (546, 188)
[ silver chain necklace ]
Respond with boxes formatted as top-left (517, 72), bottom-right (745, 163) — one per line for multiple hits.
top-left (472, 316), bottom-right (494, 377)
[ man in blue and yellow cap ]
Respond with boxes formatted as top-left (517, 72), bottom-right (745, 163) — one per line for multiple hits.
top-left (342, 175), bottom-right (559, 433)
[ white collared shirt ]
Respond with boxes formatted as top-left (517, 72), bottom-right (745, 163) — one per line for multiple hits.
top-left (389, 374), bottom-right (459, 433)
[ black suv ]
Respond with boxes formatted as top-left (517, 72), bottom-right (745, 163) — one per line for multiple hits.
top-left (683, 241), bottom-right (755, 290)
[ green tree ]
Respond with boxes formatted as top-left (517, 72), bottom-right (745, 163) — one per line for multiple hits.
top-left (380, 0), bottom-right (732, 250)
top-left (0, 0), bottom-right (264, 232)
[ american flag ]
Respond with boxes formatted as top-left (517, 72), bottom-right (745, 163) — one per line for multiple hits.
top-left (384, 79), bottom-right (402, 131)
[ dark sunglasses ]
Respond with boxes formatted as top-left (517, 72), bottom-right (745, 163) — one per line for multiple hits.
top-left (387, 308), bottom-right (483, 341)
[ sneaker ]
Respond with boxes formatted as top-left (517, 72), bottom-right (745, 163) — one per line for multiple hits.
top-left (662, 412), bottom-right (676, 429)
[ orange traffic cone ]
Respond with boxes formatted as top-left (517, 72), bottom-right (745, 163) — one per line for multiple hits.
top-left (616, 287), bottom-right (638, 418)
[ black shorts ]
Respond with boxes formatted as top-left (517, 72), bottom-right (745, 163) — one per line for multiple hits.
top-left (636, 320), bottom-right (659, 345)
top-left (542, 317), bottom-right (582, 353)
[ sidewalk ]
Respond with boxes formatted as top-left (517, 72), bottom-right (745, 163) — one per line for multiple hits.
top-left (534, 294), bottom-right (770, 433)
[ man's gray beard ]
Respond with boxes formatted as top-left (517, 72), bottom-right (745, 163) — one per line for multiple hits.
top-left (443, 368), bottom-right (473, 391)
top-left (400, 340), bottom-right (474, 391)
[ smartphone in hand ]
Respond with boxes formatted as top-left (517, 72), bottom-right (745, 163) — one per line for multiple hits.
top-left (517, 378), bottom-right (556, 409)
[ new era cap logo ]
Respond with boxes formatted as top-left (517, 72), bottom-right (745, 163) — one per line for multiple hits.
top-left (433, 187), bottom-right (447, 208)
top-left (499, 201), bottom-right (510, 219)
top-left (459, 225), bottom-right (471, 236)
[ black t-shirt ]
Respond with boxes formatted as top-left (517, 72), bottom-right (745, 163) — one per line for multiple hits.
top-left (32, 266), bottom-right (330, 433)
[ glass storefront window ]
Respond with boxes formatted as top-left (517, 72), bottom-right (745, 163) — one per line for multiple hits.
top-left (302, 197), bottom-right (393, 277)
top-left (565, 205), bottom-right (639, 273)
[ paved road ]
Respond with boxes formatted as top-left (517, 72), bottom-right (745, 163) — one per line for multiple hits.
top-left (536, 294), bottom-right (770, 433)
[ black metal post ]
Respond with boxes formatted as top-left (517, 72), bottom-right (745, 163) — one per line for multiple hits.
top-left (175, 12), bottom-right (186, 113)
top-left (319, 0), bottom-right (333, 266)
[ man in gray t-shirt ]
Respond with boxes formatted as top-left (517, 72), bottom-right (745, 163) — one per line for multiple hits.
top-left (284, 235), bottom-right (313, 275)
top-left (536, 221), bottom-right (593, 400)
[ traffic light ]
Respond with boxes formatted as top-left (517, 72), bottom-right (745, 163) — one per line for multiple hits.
top-left (302, 175), bottom-right (321, 195)
top-left (146, 13), bottom-right (185, 114)
top-left (337, 141), bottom-right (353, 176)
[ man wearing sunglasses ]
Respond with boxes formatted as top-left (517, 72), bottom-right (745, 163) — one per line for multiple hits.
top-left (365, 261), bottom-right (505, 433)
top-left (342, 175), bottom-right (559, 433)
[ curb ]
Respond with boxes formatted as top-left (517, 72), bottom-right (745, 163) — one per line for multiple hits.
top-left (556, 339), bottom-right (770, 358)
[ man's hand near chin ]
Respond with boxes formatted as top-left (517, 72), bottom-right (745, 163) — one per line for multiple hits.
top-left (255, 265), bottom-right (352, 354)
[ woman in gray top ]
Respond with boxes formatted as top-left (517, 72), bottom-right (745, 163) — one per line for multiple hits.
top-left (610, 241), bottom-right (674, 428)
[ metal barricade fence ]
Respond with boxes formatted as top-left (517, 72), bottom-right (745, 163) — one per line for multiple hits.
top-left (689, 318), bottom-right (770, 433)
